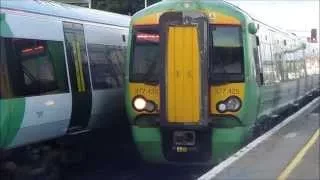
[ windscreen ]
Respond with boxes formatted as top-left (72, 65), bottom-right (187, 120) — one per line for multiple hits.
top-left (130, 26), bottom-right (160, 83)
top-left (209, 25), bottom-right (244, 83)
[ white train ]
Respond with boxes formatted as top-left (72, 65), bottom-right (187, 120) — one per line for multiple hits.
top-left (0, 0), bottom-right (130, 150)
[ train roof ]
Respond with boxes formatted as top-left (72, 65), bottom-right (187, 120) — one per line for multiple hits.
top-left (139, 0), bottom-right (300, 39)
top-left (0, 0), bottom-right (131, 27)
top-left (221, 0), bottom-right (299, 38)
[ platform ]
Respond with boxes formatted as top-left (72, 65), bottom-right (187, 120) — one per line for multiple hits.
top-left (198, 97), bottom-right (320, 180)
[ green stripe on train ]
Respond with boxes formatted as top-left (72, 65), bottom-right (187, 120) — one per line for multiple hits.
top-left (0, 13), bottom-right (11, 37)
top-left (0, 13), bottom-right (26, 149)
top-left (0, 99), bottom-right (25, 148)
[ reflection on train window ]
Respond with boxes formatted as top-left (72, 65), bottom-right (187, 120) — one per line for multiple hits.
top-left (209, 25), bottom-right (244, 82)
top-left (130, 26), bottom-right (160, 83)
top-left (88, 44), bottom-right (126, 89)
top-left (1, 37), bottom-right (68, 98)
top-left (259, 34), bottom-right (308, 85)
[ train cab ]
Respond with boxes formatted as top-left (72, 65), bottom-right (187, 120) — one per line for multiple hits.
top-left (125, 0), bottom-right (259, 163)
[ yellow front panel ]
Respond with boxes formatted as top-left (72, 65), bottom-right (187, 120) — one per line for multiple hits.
top-left (210, 83), bottom-right (245, 115)
top-left (129, 83), bottom-right (160, 115)
top-left (166, 26), bottom-right (200, 123)
top-left (204, 11), bottom-right (241, 25)
top-left (133, 13), bottom-right (162, 25)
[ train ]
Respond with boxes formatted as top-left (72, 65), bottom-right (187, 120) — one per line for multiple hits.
top-left (124, 0), bottom-right (320, 164)
top-left (0, 0), bottom-right (130, 151)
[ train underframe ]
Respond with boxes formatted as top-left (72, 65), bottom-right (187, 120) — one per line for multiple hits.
top-left (0, 133), bottom-right (90, 180)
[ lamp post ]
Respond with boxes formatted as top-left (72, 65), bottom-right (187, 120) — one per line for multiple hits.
top-left (145, 0), bottom-right (147, 8)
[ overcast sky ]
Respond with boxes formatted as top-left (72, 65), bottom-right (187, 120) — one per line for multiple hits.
top-left (224, 0), bottom-right (319, 38)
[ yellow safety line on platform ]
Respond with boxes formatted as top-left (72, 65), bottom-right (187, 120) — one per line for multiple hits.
top-left (278, 128), bottom-right (319, 180)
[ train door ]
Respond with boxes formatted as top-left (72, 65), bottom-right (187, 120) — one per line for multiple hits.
top-left (159, 12), bottom-right (209, 125)
top-left (63, 22), bottom-right (92, 131)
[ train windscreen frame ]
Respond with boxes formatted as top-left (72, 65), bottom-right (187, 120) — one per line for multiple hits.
top-left (129, 25), bottom-right (160, 83)
top-left (209, 25), bottom-right (244, 83)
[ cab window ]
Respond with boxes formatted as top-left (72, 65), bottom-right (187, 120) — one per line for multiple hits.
top-left (209, 25), bottom-right (244, 83)
top-left (129, 25), bottom-right (160, 83)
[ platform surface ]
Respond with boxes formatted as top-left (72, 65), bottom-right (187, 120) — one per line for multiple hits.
top-left (199, 99), bottom-right (320, 180)
top-left (288, 139), bottom-right (319, 180)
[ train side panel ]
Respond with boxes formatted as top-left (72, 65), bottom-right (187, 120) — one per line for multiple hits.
top-left (256, 23), bottom-right (319, 122)
top-left (0, 10), bottom-right (72, 149)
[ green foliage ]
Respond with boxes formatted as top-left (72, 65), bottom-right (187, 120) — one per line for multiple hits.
top-left (92, 0), bottom-right (161, 15)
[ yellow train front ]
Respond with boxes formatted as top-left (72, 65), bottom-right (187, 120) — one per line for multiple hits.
top-left (124, 0), bottom-right (319, 164)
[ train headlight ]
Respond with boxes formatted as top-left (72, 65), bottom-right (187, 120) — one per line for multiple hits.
top-left (217, 96), bottom-right (242, 113)
top-left (132, 96), bottom-right (157, 112)
top-left (133, 97), bottom-right (147, 111)
top-left (145, 101), bottom-right (156, 112)
top-left (226, 96), bottom-right (242, 111)
top-left (217, 103), bottom-right (227, 112)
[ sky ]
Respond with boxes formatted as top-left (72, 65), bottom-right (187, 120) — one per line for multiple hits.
top-left (224, 0), bottom-right (319, 39)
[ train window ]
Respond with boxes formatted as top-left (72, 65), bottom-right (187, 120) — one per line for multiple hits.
top-left (0, 38), bottom-right (12, 99)
top-left (130, 26), bottom-right (160, 83)
top-left (252, 36), bottom-right (263, 85)
top-left (209, 25), bottom-right (244, 83)
top-left (88, 44), bottom-right (126, 89)
top-left (1, 37), bottom-right (68, 98)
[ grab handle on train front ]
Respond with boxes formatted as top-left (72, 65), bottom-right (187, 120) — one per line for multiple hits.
top-left (260, 72), bottom-right (264, 86)
top-left (256, 36), bottom-right (260, 46)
